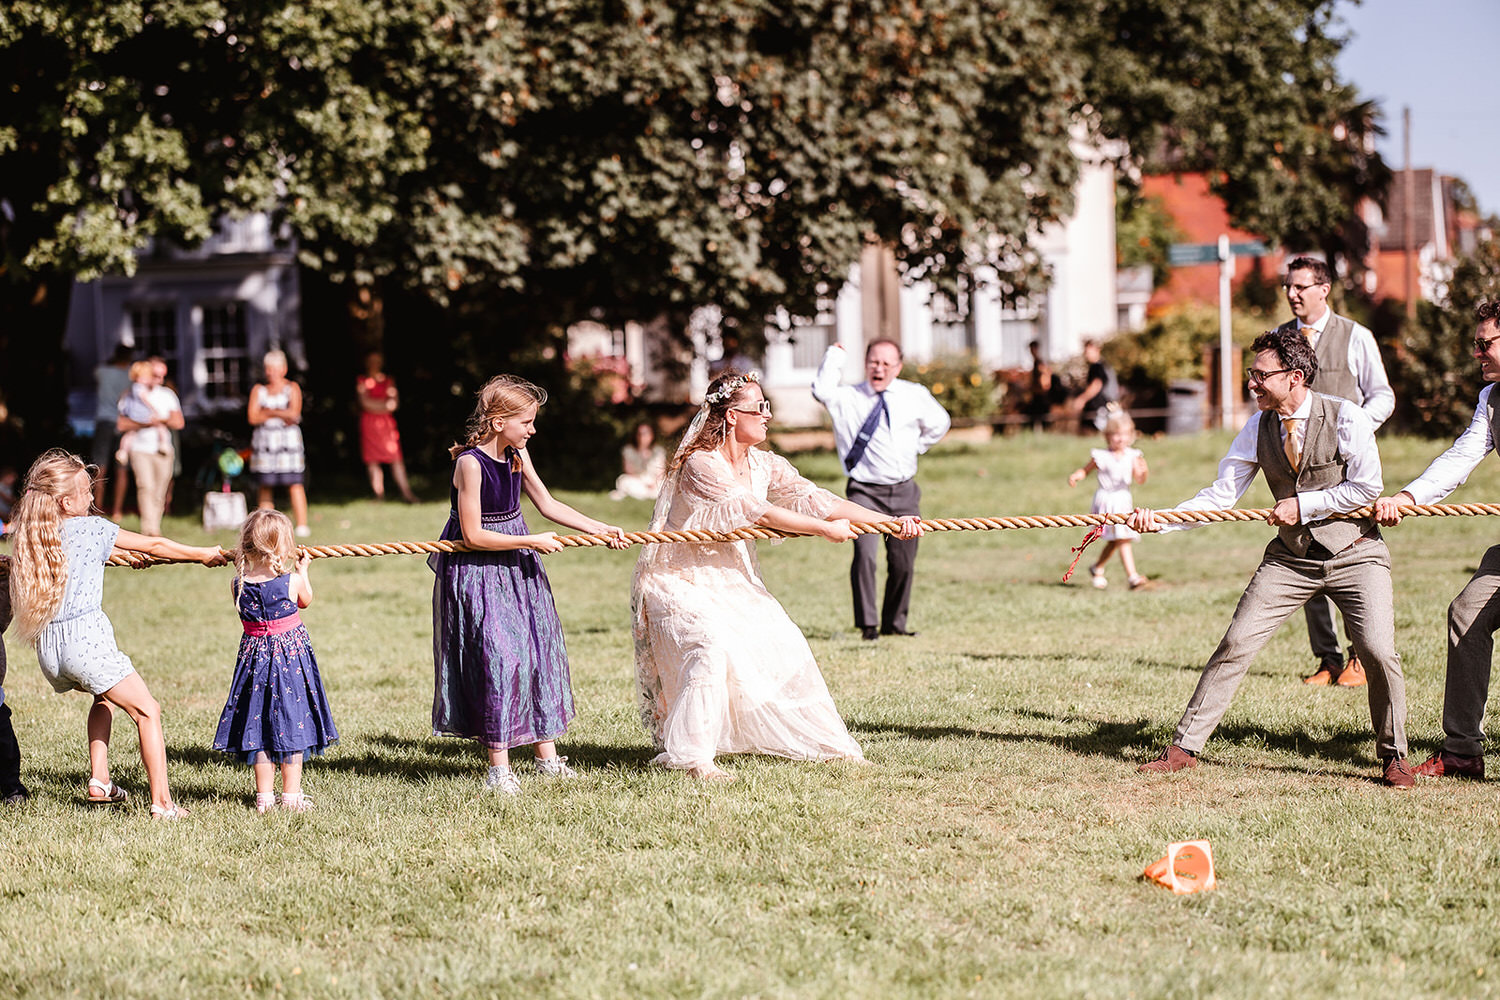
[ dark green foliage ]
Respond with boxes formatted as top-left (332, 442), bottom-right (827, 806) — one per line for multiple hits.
top-left (1388, 238), bottom-right (1500, 438)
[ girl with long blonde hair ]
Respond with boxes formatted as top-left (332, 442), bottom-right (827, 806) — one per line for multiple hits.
top-left (7, 449), bottom-right (225, 818)
top-left (430, 375), bottom-right (629, 795)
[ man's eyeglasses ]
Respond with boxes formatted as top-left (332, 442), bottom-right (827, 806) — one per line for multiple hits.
top-left (1282, 281), bottom-right (1324, 294)
top-left (730, 401), bottom-right (772, 417)
top-left (1475, 334), bottom-right (1500, 354)
top-left (1247, 367), bottom-right (1295, 383)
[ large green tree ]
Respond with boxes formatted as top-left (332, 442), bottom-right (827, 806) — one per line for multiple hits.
top-left (2, 0), bottom-right (1389, 452)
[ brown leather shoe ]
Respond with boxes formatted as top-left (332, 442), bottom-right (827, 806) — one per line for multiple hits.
top-left (1138, 745), bottom-right (1198, 774)
top-left (1336, 649), bottom-right (1367, 687)
top-left (1303, 660), bottom-right (1340, 685)
top-left (1382, 756), bottom-right (1415, 789)
top-left (1412, 750), bottom-right (1485, 780)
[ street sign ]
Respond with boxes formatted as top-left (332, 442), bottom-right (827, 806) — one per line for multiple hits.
top-left (1168, 240), bottom-right (1270, 266)
top-left (1168, 243), bottom-right (1221, 266)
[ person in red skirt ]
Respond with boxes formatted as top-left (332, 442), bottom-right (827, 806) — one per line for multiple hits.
top-left (357, 351), bottom-right (419, 503)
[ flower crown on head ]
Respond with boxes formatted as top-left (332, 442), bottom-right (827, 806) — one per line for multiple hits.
top-left (704, 370), bottom-right (760, 405)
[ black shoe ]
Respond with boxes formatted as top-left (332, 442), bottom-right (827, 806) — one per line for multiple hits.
top-left (880, 627), bottom-right (919, 637)
top-left (860, 627), bottom-right (879, 641)
top-left (2, 787), bottom-right (29, 806)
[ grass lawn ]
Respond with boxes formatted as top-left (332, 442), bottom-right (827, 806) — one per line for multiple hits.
top-left (3, 430), bottom-right (1500, 999)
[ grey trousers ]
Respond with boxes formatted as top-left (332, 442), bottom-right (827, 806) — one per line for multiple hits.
top-left (1173, 536), bottom-right (1408, 761)
top-left (1304, 595), bottom-right (1344, 663)
top-left (846, 478), bottom-right (921, 632)
top-left (1440, 543), bottom-right (1500, 757)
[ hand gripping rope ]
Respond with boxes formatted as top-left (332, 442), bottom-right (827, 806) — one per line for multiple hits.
top-left (41, 501), bottom-right (1500, 570)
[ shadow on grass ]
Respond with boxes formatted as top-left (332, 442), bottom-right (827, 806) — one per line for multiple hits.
top-left (954, 650), bottom-right (1196, 673)
top-left (166, 733), bottom-right (661, 783)
top-left (853, 706), bottom-right (1385, 770)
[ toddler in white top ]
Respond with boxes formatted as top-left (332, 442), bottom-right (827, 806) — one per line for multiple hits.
top-left (1068, 410), bottom-right (1150, 590)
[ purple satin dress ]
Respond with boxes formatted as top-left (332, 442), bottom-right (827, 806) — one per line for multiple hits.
top-left (429, 447), bottom-right (574, 749)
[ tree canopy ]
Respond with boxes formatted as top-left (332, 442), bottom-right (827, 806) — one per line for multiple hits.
top-left (2, 0), bottom-right (1389, 332)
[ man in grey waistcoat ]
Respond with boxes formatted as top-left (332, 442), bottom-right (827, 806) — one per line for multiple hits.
top-left (1374, 300), bottom-right (1500, 781)
top-left (1131, 327), bottom-right (1412, 787)
top-left (1276, 256), bottom-right (1395, 688)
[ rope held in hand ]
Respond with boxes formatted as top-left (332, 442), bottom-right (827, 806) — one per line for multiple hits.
top-left (76, 501), bottom-right (1500, 568)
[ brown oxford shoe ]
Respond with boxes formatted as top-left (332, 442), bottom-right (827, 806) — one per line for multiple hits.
top-left (1138, 744), bottom-right (1198, 774)
top-left (1382, 756), bottom-right (1415, 789)
top-left (1303, 659), bottom-right (1341, 685)
top-left (1336, 650), bottom-right (1367, 687)
top-left (1412, 750), bottom-right (1485, 780)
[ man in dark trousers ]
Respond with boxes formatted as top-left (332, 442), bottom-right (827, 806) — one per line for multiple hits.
top-left (812, 340), bottom-right (950, 640)
top-left (1130, 327), bottom-right (1411, 788)
top-left (1276, 256), bottom-right (1395, 688)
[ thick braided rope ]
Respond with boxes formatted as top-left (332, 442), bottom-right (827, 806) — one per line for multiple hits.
top-left (73, 501), bottom-right (1500, 568)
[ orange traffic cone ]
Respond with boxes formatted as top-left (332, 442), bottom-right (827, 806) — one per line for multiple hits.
top-left (1143, 839), bottom-right (1217, 894)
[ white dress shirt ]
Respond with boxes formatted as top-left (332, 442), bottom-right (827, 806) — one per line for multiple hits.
top-left (1302, 308), bottom-right (1395, 428)
top-left (811, 345), bottom-right (951, 484)
top-left (1401, 384), bottom-right (1496, 504)
top-left (1161, 395), bottom-right (1383, 532)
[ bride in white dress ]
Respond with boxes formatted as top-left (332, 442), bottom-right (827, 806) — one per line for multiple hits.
top-left (631, 370), bottom-right (923, 780)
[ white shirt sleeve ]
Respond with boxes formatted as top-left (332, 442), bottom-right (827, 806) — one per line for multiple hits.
top-left (1160, 414), bottom-right (1265, 532)
top-left (1401, 386), bottom-right (1495, 504)
top-left (811, 345), bottom-right (848, 403)
top-left (914, 387), bottom-right (951, 452)
top-left (1347, 322), bottom-right (1395, 428)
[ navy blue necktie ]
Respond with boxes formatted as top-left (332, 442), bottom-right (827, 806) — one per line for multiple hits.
top-left (844, 392), bottom-right (888, 473)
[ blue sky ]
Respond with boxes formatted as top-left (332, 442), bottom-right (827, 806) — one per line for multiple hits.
top-left (1336, 0), bottom-right (1499, 213)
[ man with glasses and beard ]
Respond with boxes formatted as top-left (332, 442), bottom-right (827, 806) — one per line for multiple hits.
top-left (1276, 256), bottom-right (1395, 688)
top-left (1374, 301), bottom-right (1500, 781)
top-left (1130, 326), bottom-right (1412, 788)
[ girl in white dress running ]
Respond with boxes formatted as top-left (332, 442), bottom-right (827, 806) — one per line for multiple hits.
top-left (1068, 410), bottom-right (1149, 590)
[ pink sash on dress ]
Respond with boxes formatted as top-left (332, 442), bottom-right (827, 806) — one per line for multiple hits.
top-left (242, 613), bottom-right (302, 636)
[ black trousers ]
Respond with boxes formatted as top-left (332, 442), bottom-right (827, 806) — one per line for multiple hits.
top-left (0, 702), bottom-right (24, 797)
top-left (847, 478), bottom-right (921, 632)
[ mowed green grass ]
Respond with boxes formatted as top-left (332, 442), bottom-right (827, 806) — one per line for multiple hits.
top-left (3, 431), bottom-right (1500, 999)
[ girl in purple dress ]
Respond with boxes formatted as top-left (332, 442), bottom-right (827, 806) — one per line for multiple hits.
top-left (213, 508), bottom-right (338, 813)
top-left (430, 375), bottom-right (628, 796)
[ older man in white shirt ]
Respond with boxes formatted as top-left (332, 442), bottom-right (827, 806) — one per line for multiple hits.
top-left (1131, 326), bottom-right (1411, 787)
top-left (813, 340), bottom-right (950, 641)
top-left (1277, 256), bottom-right (1396, 688)
top-left (1374, 300), bottom-right (1500, 781)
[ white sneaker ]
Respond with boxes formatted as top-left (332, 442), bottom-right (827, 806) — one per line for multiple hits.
top-left (484, 765), bottom-right (522, 796)
top-left (1090, 566), bottom-right (1108, 589)
top-left (535, 755), bottom-right (578, 779)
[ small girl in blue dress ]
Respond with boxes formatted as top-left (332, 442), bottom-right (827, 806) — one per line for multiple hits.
top-left (430, 375), bottom-right (629, 795)
top-left (8, 449), bottom-right (225, 819)
top-left (213, 508), bottom-right (338, 813)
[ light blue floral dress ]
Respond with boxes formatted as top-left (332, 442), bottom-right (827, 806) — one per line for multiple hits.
top-left (34, 517), bottom-right (136, 695)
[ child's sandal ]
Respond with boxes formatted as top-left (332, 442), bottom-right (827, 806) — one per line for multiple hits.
top-left (149, 802), bottom-right (189, 821)
top-left (1089, 566), bottom-right (1108, 590)
top-left (1128, 575), bottom-right (1149, 590)
top-left (279, 792), bottom-right (314, 813)
top-left (254, 792), bottom-right (277, 814)
top-left (86, 778), bottom-right (128, 805)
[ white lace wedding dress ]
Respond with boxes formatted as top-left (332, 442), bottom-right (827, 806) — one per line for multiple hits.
top-left (631, 448), bottom-right (865, 769)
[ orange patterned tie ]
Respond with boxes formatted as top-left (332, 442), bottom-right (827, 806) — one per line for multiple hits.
top-left (1299, 325), bottom-right (1316, 339)
top-left (1281, 417), bottom-right (1302, 471)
